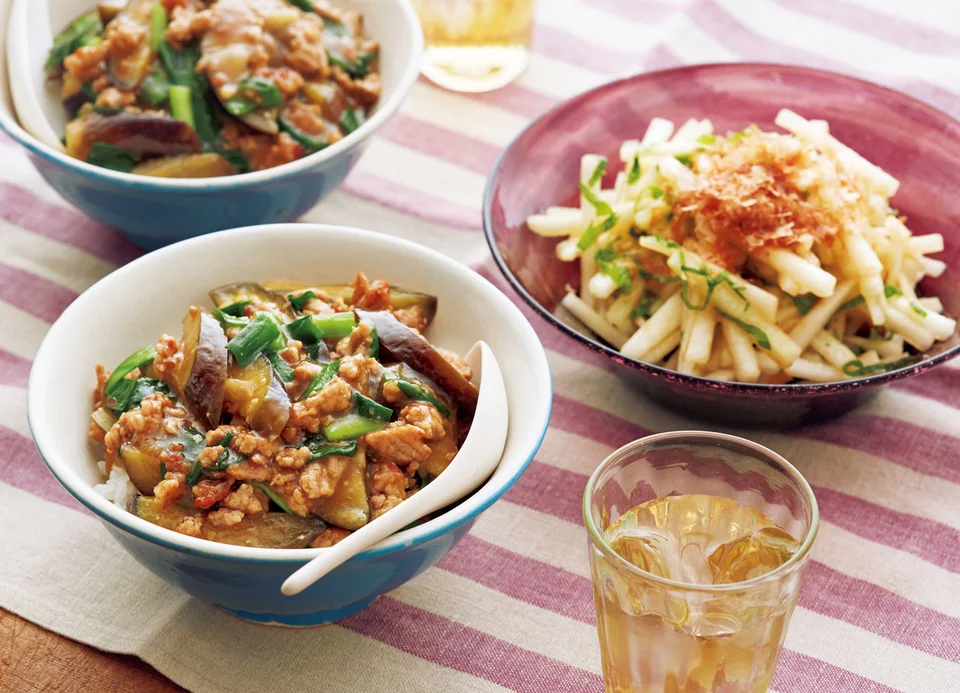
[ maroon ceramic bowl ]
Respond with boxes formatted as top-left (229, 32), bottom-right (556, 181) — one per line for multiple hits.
top-left (484, 63), bottom-right (960, 427)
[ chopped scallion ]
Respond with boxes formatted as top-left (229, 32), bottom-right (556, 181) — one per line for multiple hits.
top-left (576, 214), bottom-right (618, 251)
top-left (578, 182), bottom-right (615, 217)
top-left (300, 359), bottom-right (342, 401)
top-left (221, 300), bottom-right (251, 317)
top-left (227, 313), bottom-right (283, 367)
top-left (598, 260), bottom-right (632, 294)
top-left (323, 412), bottom-right (387, 441)
top-left (289, 312), bottom-right (356, 342)
top-left (386, 373), bottom-right (450, 417)
top-left (150, 4), bottom-right (168, 52)
top-left (104, 346), bottom-right (158, 397)
top-left (288, 290), bottom-right (317, 311)
top-left (791, 294), bottom-right (817, 315)
top-left (353, 392), bottom-right (393, 423)
top-left (266, 351), bottom-right (296, 383)
top-left (306, 438), bottom-right (358, 461)
top-left (842, 356), bottom-right (918, 377)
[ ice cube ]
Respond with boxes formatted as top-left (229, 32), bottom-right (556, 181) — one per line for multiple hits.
top-left (708, 526), bottom-right (801, 584)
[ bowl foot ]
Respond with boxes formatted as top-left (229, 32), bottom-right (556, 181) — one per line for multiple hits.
top-left (217, 597), bottom-right (379, 627)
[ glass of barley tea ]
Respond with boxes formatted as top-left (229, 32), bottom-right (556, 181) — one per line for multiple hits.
top-left (410, 0), bottom-right (536, 93)
top-left (584, 431), bottom-right (819, 693)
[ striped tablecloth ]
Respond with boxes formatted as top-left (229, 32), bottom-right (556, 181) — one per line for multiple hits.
top-left (2, 1), bottom-right (960, 692)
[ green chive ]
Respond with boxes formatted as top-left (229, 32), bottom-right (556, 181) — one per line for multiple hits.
top-left (223, 96), bottom-right (257, 116)
top-left (169, 85), bottom-right (195, 129)
top-left (368, 322), bottom-right (379, 359)
top-left (221, 300), bottom-right (251, 317)
top-left (306, 439), bottom-right (358, 461)
top-left (696, 134), bottom-right (716, 145)
top-left (288, 290), bottom-right (318, 311)
top-left (326, 49), bottom-right (376, 78)
top-left (239, 75), bottom-right (284, 108)
top-left (150, 4), bottom-right (168, 52)
top-left (648, 185), bottom-right (664, 199)
top-left (323, 413), bottom-right (387, 441)
top-left (631, 294), bottom-right (656, 320)
top-left (139, 67), bottom-right (171, 105)
top-left (353, 392), bottom-right (393, 423)
top-left (251, 482), bottom-right (294, 513)
top-left (594, 246), bottom-right (617, 263)
top-left (301, 359), bottom-right (342, 401)
top-left (289, 312), bottom-right (356, 342)
top-left (675, 154), bottom-right (693, 167)
top-left (104, 346), bottom-right (157, 398)
top-left (340, 108), bottom-right (361, 133)
top-left (285, 0), bottom-right (314, 10)
top-left (278, 115), bottom-right (330, 154)
top-left (717, 310), bottom-right (772, 350)
top-left (911, 303), bottom-right (928, 318)
top-left (87, 142), bottom-right (141, 173)
top-left (388, 374), bottom-right (450, 417)
top-left (266, 352), bottom-right (296, 383)
top-left (654, 233), bottom-right (680, 248)
top-left (227, 313), bottom-right (283, 367)
top-left (45, 13), bottom-right (102, 73)
top-left (211, 307), bottom-right (248, 330)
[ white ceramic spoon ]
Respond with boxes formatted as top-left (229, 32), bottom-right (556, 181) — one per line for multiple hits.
top-left (281, 341), bottom-right (508, 597)
top-left (8, 0), bottom-right (66, 149)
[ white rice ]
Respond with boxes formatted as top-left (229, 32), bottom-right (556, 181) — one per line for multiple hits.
top-left (93, 460), bottom-right (137, 508)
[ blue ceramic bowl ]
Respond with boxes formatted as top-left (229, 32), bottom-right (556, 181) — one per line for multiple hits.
top-left (0, 0), bottom-right (422, 249)
top-left (27, 224), bottom-right (552, 625)
top-left (484, 64), bottom-right (960, 427)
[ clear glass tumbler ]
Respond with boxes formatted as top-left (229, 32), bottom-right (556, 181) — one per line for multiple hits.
top-left (410, 0), bottom-right (536, 93)
top-left (583, 431), bottom-right (819, 693)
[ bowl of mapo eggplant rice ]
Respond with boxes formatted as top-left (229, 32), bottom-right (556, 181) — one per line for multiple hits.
top-left (28, 224), bottom-right (552, 625)
top-left (0, 0), bottom-right (423, 247)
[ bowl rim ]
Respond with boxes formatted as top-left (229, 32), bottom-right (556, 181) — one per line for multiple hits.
top-left (27, 223), bottom-right (553, 563)
top-left (483, 61), bottom-right (960, 397)
top-left (0, 0), bottom-right (423, 192)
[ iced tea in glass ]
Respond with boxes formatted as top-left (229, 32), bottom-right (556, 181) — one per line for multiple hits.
top-left (410, 0), bottom-right (535, 93)
top-left (583, 432), bottom-right (819, 693)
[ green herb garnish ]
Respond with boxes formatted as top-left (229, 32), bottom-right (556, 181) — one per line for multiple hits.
top-left (227, 313), bottom-right (283, 367)
top-left (884, 285), bottom-right (903, 298)
top-left (305, 437), bottom-right (358, 461)
top-left (717, 310), bottom-right (771, 350)
top-left (578, 182), bottom-right (615, 218)
top-left (598, 260), bottom-right (632, 294)
top-left (631, 294), bottom-right (656, 320)
top-left (843, 356), bottom-right (918, 377)
top-left (326, 49), bottom-right (377, 78)
top-left (835, 295), bottom-right (865, 314)
top-left (288, 291), bottom-right (318, 311)
top-left (354, 392), bottom-right (393, 423)
top-left (576, 215), bottom-right (617, 251)
top-left (587, 158), bottom-right (607, 187)
top-left (340, 108), bottom-right (361, 134)
top-left (697, 134), bottom-right (716, 145)
top-left (648, 185), bottom-right (664, 199)
top-left (675, 154), bottom-right (693, 167)
top-left (627, 157), bottom-right (641, 185)
top-left (791, 294), bottom-right (818, 315)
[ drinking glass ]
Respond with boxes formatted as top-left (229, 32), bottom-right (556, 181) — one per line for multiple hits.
top-left (583, 431), bottom-right (819, 693)
top-left (410, 0), bottom-right (536, 93)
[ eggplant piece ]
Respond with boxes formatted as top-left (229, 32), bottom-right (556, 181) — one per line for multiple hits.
top-left (176, 310), bottom-right (228, 430)
top-left (224, 356), bottom-right (290, 438)
top-left (61, 73), bottom-right (92, 115)
top-left (261, 281), bottom-right (438, 328)
top-left (120, 441), bottom-right (164, 494)
top-left (356, 310), bottom-right (479, 414)
top-left (107, 0), bottom-right (157, 89)
top-left (210, 282), bottom-right (295, 321)
top-left (313, 444), bottom-right (370, 530)
top-left (64, 111), bottom-right (201, 162)
top-left (131, 153), bottom-right (236, 178)
top-left (133, 496), bottom-right (326, 548)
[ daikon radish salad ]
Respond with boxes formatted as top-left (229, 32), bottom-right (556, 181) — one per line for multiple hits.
top-left (526, 110), bottom-right (955, 384)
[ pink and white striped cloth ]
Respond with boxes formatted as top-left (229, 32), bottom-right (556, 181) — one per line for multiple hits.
top-left (2, 1), bottom-right (960, 691)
